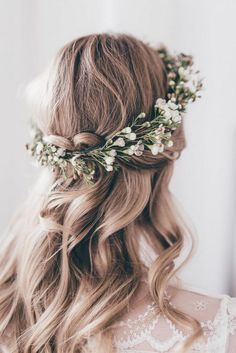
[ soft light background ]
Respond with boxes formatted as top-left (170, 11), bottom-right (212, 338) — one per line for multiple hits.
top-left (0, 0), bottom-right (235, 295)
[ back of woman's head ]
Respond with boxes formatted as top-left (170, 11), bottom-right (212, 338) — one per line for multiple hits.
top-left (0, 33), bottom-right (200, 353)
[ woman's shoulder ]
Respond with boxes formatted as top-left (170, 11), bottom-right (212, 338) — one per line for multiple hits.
top-left (168, 282), bottom-right (235, 319)
top-left (113, 281), bottom-right (236, 353)
top-left (169, 283), bottom-right (236, 352)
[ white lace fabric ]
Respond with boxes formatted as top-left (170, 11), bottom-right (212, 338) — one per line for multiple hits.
top-left (112, 284), bottom-right (236, 353)
top-left (0, 285), bottom-right (235, 353)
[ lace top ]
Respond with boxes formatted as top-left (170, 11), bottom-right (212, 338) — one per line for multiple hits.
top-left (112, 284), bottom-right (236, 353)
top-left (0, 285), bottom-right (235, 353)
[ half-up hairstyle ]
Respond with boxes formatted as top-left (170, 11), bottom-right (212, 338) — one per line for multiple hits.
top-left (0, 33), bottom-right (202, 353)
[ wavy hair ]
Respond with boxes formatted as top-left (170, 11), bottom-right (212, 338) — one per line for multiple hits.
top-left (0, 33), bottom-right (203, 352)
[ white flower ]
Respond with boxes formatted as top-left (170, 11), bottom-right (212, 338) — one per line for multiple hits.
top-left (178, 67), bottom-right (185, 77)
top-left (169, 80), bottom-right (175, 86)
top-left (168, 72), bottom-right (176, 79)
top-left (137, 112), bottom-right (146, 119)
top-left (167, 140), bottom-right (173, 147)
top-left (134, 149), bottom-right (143, 156)
top-left (113, 137), bottom-right (125, 147)
top-left (133, 142), bottom-right (144, 156)
top-left (122, 127), bottom-right (132, 133)
top-left (71, 156), bottom-right (79, 166)
top-left (137, 142), bottom-right (144, 151)
top-left (57, 147), bottom-right (66, 157)
top-left (155, 98), bottom-right (166, 109)
top-left (125, 141), bottom-right (144, 156)
top-left (171, 111), bottom-right (182, 123)
top-left (155, 127), bottom-right (165, 135)
top-left (126, 132), bottom-right (136, 140)
top-left (36, 142), bottom-right (44, 154)
top-left (106, 165), bottom-right (113, 171)
top-left (125, 148), bottom-right (134, 155)
top-left (165, 132), bottom-right (172, 138)
top-left (142, 121), bottom-right (151, 127)
top-left (104, 156), bottom-right (115, 165)
top-left (53, 156), bottom-right (59, 162)
top-left (150, 144), bottom-right (159, 155)
top-left (151, 142), bottom-right (164, 155)
top-left (109, 149), bottom-right (117, 156)
top-left (29, 128), bottom-right (38, 139)
top-left (51, 146), bottom-right (57, 153)
top-left (154, 135), bottom-right (162, 143)
top-left (167, 100), bottom-right (178, 110)
top-left (178, 66), bottom-right (191, 80)
top-left (158, 142), bottom-right (164, 152)
top-left (129, 145), bottom-right (136, 151)
top-left (163, 110), bottom-right (172, 120)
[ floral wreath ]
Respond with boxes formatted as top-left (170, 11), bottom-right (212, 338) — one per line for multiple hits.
top-left (25, 46), bottom-right (203, 183)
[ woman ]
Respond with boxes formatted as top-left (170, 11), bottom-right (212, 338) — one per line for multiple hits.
top-left (0, 33), bottom-right (235, 353)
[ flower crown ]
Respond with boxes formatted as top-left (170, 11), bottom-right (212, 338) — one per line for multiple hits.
top-left (26, 46), bottom-right (203, 183)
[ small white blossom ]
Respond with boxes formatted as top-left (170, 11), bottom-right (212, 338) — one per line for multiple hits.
top-left (53, 156), bottom-right (59, 162)
top-left (122, 127), bottom-right (132, 133)
top-left (134, 149), bottom-right (143, 156)
top-left (57, 147), bottom-right (66, 157)
top-left (126, 132), bottom-right (136, 140)
top-left (104, 156), bottom-right (115, 165)
top-left (71, 156), bottom-right (79, 166)
top-left (125, 141), bottom-right (144, 156)
top-left (168, 72), bottom-right (176, 79)
top-left (36, 142), bottom-right (44, 154)
top-left (178, 67), bottom-right (185, 77)
top-left (113, 137), bottom-right (125, 147)
top-left (125, 148), bottom-right (134, 155)
top-left (106, 165), bottom-right (113, 171)
top-left (167, 140), bottom-right (174, 147)
top-left (165, 132), bottom-right (172, 138)
top-left (151, 144), bottom-right (159, 155)
top-left (137, 142), bottom-right (144, 151)
top-left (137, 112), bottom-right (146, 119)
top-left (142, 121), bottom-right (151, 127)
top-left (169, 80), bottom-right (175, 86)
top-left (178, 66), bottom-right (191, 80)
top-left (158, 143), bottom-right (164, 152)
top-left (154, 135), bottom-right (162, 143)
top-left (51, 146), bottom-right (57, 153)
top-left (109, 149), bottom-right (117, 156)
top-left (151, 142), bottom-right (164, 155)
top-left (155, 127), bottom-right (165, 135)
top-left (167, 100), bottom-right (178, 110)
top-left (29, 128), bottom-right (38, 139)
top-left (130, 145), bottom-right (136, 151)
top-left (155, 98), bottom-right (166, 109)
top-left (171, 111), bottom-right (182, 123)
top-left (163, 110), bottom-right (172, 120)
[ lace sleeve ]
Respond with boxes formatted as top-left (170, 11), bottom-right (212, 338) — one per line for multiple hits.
top-left (226, 297), bottom-right (236, 353)
top-left (112, 283), bottom-right (236, 353)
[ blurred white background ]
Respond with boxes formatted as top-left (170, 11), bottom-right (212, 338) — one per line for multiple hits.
top-left (0, 0), bottom-right (235, 295)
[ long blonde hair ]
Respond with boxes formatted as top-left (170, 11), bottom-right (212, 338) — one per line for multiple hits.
top-left (0, 33), bottom-right (202, 352)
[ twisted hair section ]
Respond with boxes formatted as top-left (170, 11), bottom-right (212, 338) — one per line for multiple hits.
top-left (0, 33), bottom-right (202, 352)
